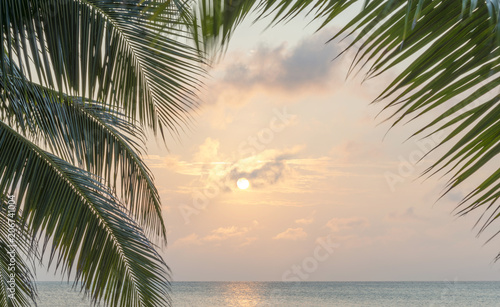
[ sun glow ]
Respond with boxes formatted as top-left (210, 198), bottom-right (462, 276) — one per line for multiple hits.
top-left (237, 178), bottom-right (250, 190)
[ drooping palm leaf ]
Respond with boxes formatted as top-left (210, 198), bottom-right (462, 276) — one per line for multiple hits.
top-left (0, 62), bottom-right (166, 241)
top-left (0, 0), bottom-right (203, 137)
top-left (0, 122), bottom-right (171, 306)
top-left (183, 0), bottom-right (356, 59)
top-left (319, 0), bottom-right (500, 247)
top-left (186, 0), bottom-right (259, 60)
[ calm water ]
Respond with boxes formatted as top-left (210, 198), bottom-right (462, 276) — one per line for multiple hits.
top-left (35, 281), bottom-right (500, 306)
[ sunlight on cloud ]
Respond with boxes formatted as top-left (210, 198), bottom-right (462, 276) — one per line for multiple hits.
top-left (295, 210), bottom-right (316, 225)
top-left (325, 217), bottom-right (370, 233)
top-left (273, 227), bottom-right (308, 240)
top-left (173, 221), bottom-right (260, 247)
top-left (193, 137), bottom-right (221, 163)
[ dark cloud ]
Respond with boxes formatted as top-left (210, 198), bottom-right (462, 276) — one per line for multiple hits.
top-left (227, 153), bottom-right (293, 189)
top-left (221, 30), bottom-right (340, 92)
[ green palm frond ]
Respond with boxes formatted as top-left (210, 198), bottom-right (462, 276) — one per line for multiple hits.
top-left (183, 0), bottom-right (352, 60)
top-left (271, 0), bottom-right (500, 248)
top-left (321, 0), bottom-right (500, 245)
top-left (0, 62), bottom-right (166, 241)
top-left (0, 196), bottom-right (37, 307)
top-left (0, 122), bottom-right (171, 306)
top-left (187, 0), bottom-right (259, 60)
top-left (0, 0), bottom-right (203, 137)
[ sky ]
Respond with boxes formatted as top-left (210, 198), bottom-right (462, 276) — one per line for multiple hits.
top-left (36, 10), bottom-right (500, 283)
top-left (139, 13), bottom-right (500, 282)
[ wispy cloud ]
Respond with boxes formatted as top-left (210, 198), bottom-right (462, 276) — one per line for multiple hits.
top-left (192, 137), bottom-right (221, 163)
top-left (173, 221), bottom-right (259, 247)
top-left (273, 227), bottom-right (308, 240)
top-left (326, 217), bottom-right (370, 233)
top-left (295, 210), bottom-right (316, 225)
top-left (204, 226), bottom-right (252, 242)
top-left (387, 207), bottom-right (425, 222)
top-left (227, 156), bottom-right (291, 188)
top-left (174, 233), bottom-right (203, 247)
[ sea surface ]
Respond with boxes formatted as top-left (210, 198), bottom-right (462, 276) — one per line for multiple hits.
top-left (35, 281), bottom-right (500, 306)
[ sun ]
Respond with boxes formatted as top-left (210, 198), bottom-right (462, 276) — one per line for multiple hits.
top-left (237, 178), bottom-right (250, 190)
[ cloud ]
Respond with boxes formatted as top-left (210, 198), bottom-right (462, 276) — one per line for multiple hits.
top-left (193, 137), bottom-right (221, 163)
top-left (273, 227), bottom-right (308, 240)
top-left (295, 217), bottom-right (314, 225)
top-left (239, 237), bottom-right (258, 247)
top-left (174, 233), bottom-right (202, 246)
top-left (227, 159), bottom-right (290, 188)
top-left (207, 106), bottom-right (235, 129)
top-left (147, 139), bottom-right (389, 198)
top-left (326, 217), bottom-right (370, 233)
top-left (200, 147), bottom-right (300, 191)
top-left (387, 207), bottom-right (425, 222)
top-left (173, 222), bottom-right (259, 247)
top-left (295, 210), bottom-right (316, 225)
top-left (146, 140), bottom-right (305, 193)
top-left (224, 146), bottom-right (304, 189)
top-left (144, 154), bottom-right (182, 170)
top-left (222, 33), bottom-right (338, 91)
top-left (204, 226), bottom-right (251, 242)
top-left (202, 29), bottom-right (341, 107)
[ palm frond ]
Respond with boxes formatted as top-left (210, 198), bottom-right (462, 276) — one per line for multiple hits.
top-left (0, 122), bottom-right (171, 306)
top-left (273, 0), bottom-right (500, 251)
top-left (323, 0), bottom-right (500, 243)
top-left (182, 0), bottom-right (354, 60)
top-left (0, 61), bottom-right (166, 241)
top-left (186, 0), bottom-right (259, 61)
top-left (0, 0), bottom-right (203, 137)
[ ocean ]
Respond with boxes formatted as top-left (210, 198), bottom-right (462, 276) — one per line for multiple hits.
top-left (35, 281), bottom-right (500, 306)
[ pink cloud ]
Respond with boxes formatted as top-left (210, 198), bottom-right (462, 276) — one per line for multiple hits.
top-left (326, 217), bottom-right (370, 233)
top-left (273, 227), bottom-right (308, 240)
